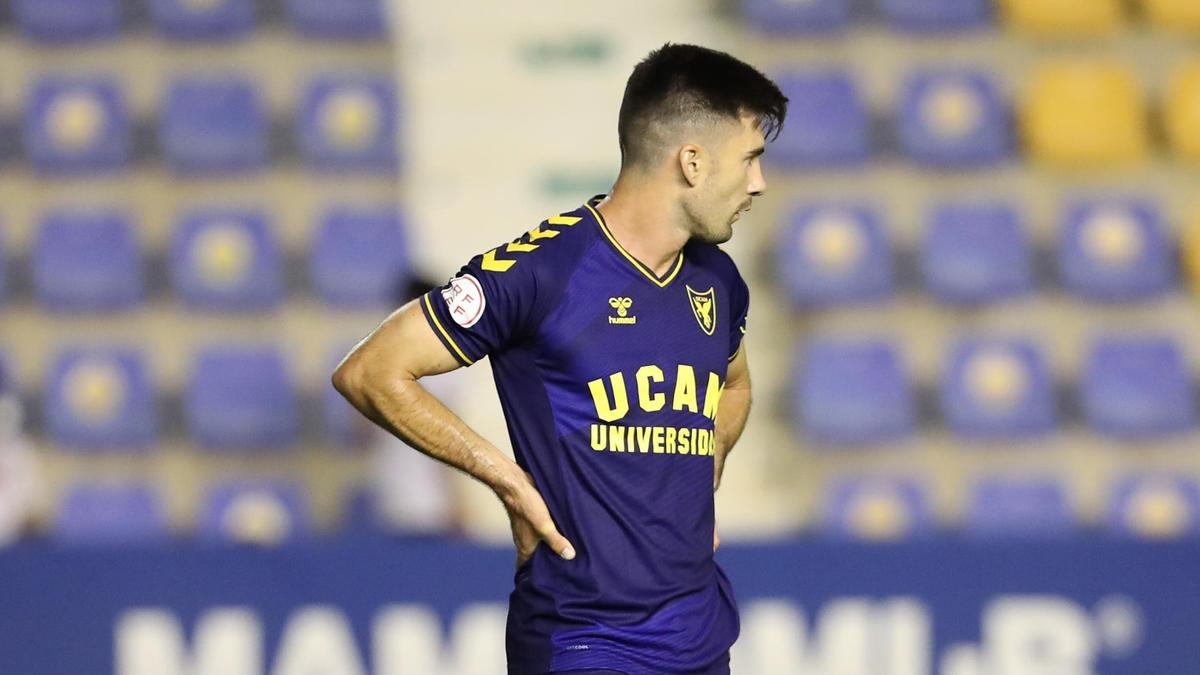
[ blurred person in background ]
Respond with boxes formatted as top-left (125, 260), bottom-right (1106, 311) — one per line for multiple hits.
top-left (334, 43), bottom-right (786, 674)
top-left (0, 365), bottom-right (39, 546)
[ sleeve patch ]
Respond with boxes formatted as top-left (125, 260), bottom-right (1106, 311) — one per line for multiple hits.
top-left (441, 273), bottom-right (486, 328)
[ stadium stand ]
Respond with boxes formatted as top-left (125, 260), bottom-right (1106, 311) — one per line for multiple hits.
top-left (148, 0), bottom-right (257, 41)
top-left (1082, 336), bottom-right (1195, 439)
top-left (1058, 198), bottom-right (1174, 302)
top-left (940, 337), bottom-right (1056, 439)
top-left (297, 75), bottom-right (399, 171)
top-left (1142, 0), bottom-right (1200, 32)
top-left (776, 202), bottom-right (891, 307)
top-left (24, 76), bottom-right (130, 173)
top-left (11, 0), bottom-right (122, 43)
top-left (169, 208), bottom-right (283, 311)
top-left (822, 476), bottom-right (934, 541)
top-left (43, 346), bottom-right (156, 451)
top-left (198, 480), bottom-right (310, 544)
top-left (740, 0), bottom-right (851, 34)
top-left (1165, 61), bottom-right (1200, 161)
top-left (285, 0), bottom-right (388, 39)
top-left (32, 209), bottom-right (143, 312)
top-left (920, 201), bottom-right (1032, 304)
top-left (1109, 474), bottom-right (1200, 540)
top-left (53, 482), bottom-right (168, 545)
top-left (966, 477), bottom-right (1075, 538)
top-left (896, 68), bottom-right (1010, 168)
top-left (310, 206), bottom-right (409, 307)
top-left (184, 346), bottom-right (298, 451)
top-left (998, 0), bottom-right (1124, 37)
top-left (795, 338), bottom-right (913, 445)
top-left (876, 0), bottom-right (992, 32)
top-left (160, 76), bottom-right (268, 173)
top-left (769, 70), bottom-right (869, 168)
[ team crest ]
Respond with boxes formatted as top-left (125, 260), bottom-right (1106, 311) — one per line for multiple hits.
top-left (686, 285), bottom-right (716, 336)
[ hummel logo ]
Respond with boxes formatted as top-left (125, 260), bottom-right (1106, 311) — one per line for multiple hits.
top-left (608, 297), bottom-right (636, 325)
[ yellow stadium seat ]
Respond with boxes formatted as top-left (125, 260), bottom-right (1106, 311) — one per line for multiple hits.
top-left (1142, 0), bottom-right (1200, 32)
top-left (1166, 62), bottom-right (1200, 161)
top-left (1184, 210), bottom-right (1200, 295)
top-left (1000, 0), bottom-right (1124, 36)
top-left (1021, 62), bottom-right (1148, 167)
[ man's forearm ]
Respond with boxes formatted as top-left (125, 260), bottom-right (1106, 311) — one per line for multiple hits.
top-left (712, 386), bottom-right (750, 491)
top-left (336, 369), bottom-right (522, 499)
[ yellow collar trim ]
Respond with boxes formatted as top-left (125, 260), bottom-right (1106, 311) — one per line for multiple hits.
top-left (584, 203), bottom-right (683, 288)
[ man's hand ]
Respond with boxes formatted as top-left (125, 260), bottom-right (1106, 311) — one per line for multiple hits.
top-left (500, 471), bottom-right (575, 568)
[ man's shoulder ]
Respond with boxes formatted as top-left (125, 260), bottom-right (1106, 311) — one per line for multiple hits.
top-left (471, 203), bottom-right (598, 281)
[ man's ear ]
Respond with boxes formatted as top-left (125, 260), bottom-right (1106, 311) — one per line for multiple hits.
top-left (678, 144), bottom-right (703, 187)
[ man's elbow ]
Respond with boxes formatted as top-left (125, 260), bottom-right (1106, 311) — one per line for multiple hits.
top-left (331, 351), bottom-right (369, 404)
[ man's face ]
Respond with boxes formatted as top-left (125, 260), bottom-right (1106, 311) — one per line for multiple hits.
top-left (685, 112), bottom-right (767, 245)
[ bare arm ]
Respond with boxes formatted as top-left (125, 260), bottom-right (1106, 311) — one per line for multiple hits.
top-left (713, 344), bottom-right (751, 493)
top-left (332, 299), bottom-right (575, 562)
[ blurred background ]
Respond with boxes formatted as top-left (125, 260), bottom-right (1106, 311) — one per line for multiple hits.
top-left (0, 0), bottom-right (1199, 673)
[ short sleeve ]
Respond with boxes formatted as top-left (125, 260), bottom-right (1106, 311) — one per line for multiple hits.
top-left (420, 252), bottom-right (539, 367)
top-left (728, 267), bottom-right (749, 361)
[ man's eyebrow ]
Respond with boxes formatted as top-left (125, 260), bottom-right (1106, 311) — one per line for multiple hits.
top-left (745, 146), bottom-right (766, 159)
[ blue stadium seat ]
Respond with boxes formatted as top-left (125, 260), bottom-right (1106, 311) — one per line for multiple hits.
top-left (53, 482), bottom-right (168, 545)
top-left (160, 76), bottom-right (267, 173)
top-left (770, 71), bottom-right (869, 168)
top-left (740, 0), bottom-right (851, 34)
top-left (1109, 474), bottom-right (1200, 540)
top-left (777, 203), bottom-right (891, 307)
top-left (897, 69), bottom-right (1010, 167)
top-left (310, 206), bottom-right (409, 306)
top-left (878, 0), bottom-right (992, 30)
top-left (0, 220), bottom-right (7, 304)
top-left (24, 76), bottom-right (129, 173)
top-left (148, 0), bottom-right (255, 40)
top-left (966, 477), bottom-right (1075, 538)
top-left (941, 338), bottom-right (1055, 439)
top-left (198, 480), bottom-right (309, 544)
top-left (1082, 336), bottom-right (1194, 438)
top-left (823, 476), bottom-right (933, 541)
top-left (32, 209), bottom-right (142, 312)
top-left (325, 343), bottom-right (375, 448)
top-left (1059, 199), bottom-right (1174, 301)
top-left (921, 202), bottom-right (1032, 304)
top-left (43, 346), bottom-right (156, 451)
top-left (298, 75), bottom-right (398, 171)
top-left (169, 209), bottom-right (282, 311)
top-left (795, 338), bottom-right (914, 445)
top-left (286, 0), bottom-right (387, 39)
top-left (185, 346), bottom-right (298, 450)
top-left (12, 0), bottom-right (121, 42)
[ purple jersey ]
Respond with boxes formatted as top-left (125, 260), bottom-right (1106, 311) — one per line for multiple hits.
top-left (421, 196), bottom-right (748, 674)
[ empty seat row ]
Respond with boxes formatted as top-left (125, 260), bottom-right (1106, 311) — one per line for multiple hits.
top-left (23, 74), bottom-right (398, 174)
top-left (13, 0), bottom-right (387, 43)
top-left (5, 206), bottom-right (409, 310)
top-left (46, 471), bottom-right (1200, 545)
top-left (825, 474), bottom-right (1200, 541)
top-left (773, 62), bottom-right (1200, 168)
top-left (796, 335), bottom-right (1197, 444)
top-left (778, 198), bottom-right (1188, 306)
top-left (32, 343), bottom-right (372, 451)
top-left (742, 0), bottom-right (1200, 35)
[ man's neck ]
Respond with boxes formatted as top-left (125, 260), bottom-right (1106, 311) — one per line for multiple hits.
top-left (595, 175), bottom-right (690, 277)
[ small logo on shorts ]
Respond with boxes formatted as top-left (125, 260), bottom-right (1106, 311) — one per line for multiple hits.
top-left (442, 273), bottom-right (486, 328)
top-left (608, 297), bottom-right (636, 325)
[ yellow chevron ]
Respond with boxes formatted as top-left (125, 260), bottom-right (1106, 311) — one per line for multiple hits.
top-left (548, 215), bottom-right (582, 226)
top-left (527, 226), bottom-right (560, 241)
top-left (481, 248), bottom-right (515, 272)
top-left (506, 241), bottom-right (539, 253)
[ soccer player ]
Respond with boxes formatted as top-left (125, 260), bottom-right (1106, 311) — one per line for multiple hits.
top-left (333, 43), bottom-right (787, 674)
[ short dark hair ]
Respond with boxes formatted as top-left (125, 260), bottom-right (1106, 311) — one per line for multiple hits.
top-left (617, 43), bottom-right (788, 168)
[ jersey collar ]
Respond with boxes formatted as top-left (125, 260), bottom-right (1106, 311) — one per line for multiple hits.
top-left (584, 195), bottom-right (684, 289)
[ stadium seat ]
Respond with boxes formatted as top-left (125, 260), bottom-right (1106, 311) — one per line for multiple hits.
top-left (740, 0), bottom-right (851, 34)
top-left (1165, 62), bottom-right (1200, 161)
top-left (1184, 209), bottom-right (1200, 295)
top-left (966, 477), bottom-right (1075, 538)
top-left (169, 209), bottom-right (282, 311)
top-left (1058, 199), bottom-right (1173, 301)
top-left (310, 206), bottom-right (409, 306)
top-left (53, 482), bottom-right (168, 545)
top-left (823, 476), bottom-right (933, 541)
top-left (43, 346), bottom-right (156, 450)
top-left (324, 342), bottom-right (375, 448)
top-left (160, 76), bottom-right (267, 173)
top-left (1109, 474), bottom-right (1200, 540)
top-left (941, 338), bottom-right (1055, 439)
top-left (776, 203), bottom-right (892, 307)
top-left (1142, 0), bottom-right (1200, 32)
top-left (148, 0), bottom-right (255, 40)
top-left (12, 0), bottom-right (121, 42)
top-left (998, 0), bottom-right (1123, 36)
top-left (184, 346), bottom-right (298, 450)
top-left (1021, 62), bottom-right (1147, 168)
top-left (298, 75), bottom-right (398, 171)
top-left (24, 76), bottom-right (130, 173)
top-left (198, 481), bottom-right (309, 545)
top-left (877, 0), bottom-right (992, 31)
top-left (897, 69), bottom-right (1010, 167)
top-left (0, 221), bottom-right (7, 304)
top-left (286, 0), bottom-right (387, 39)
top-left (795, 338), bottom-right (914, 445)
top-left (32, 209), bottom-right (143, 312)
top-left (921, 202), bottom-right (1031, 304)
top-left (1082, 336), bottom-right (1194, 438)
top-left (770, 71), bottom-right (869, 168)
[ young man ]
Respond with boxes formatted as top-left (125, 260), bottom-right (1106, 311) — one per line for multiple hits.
top-left (333, 43), bottom-right (787, 674)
